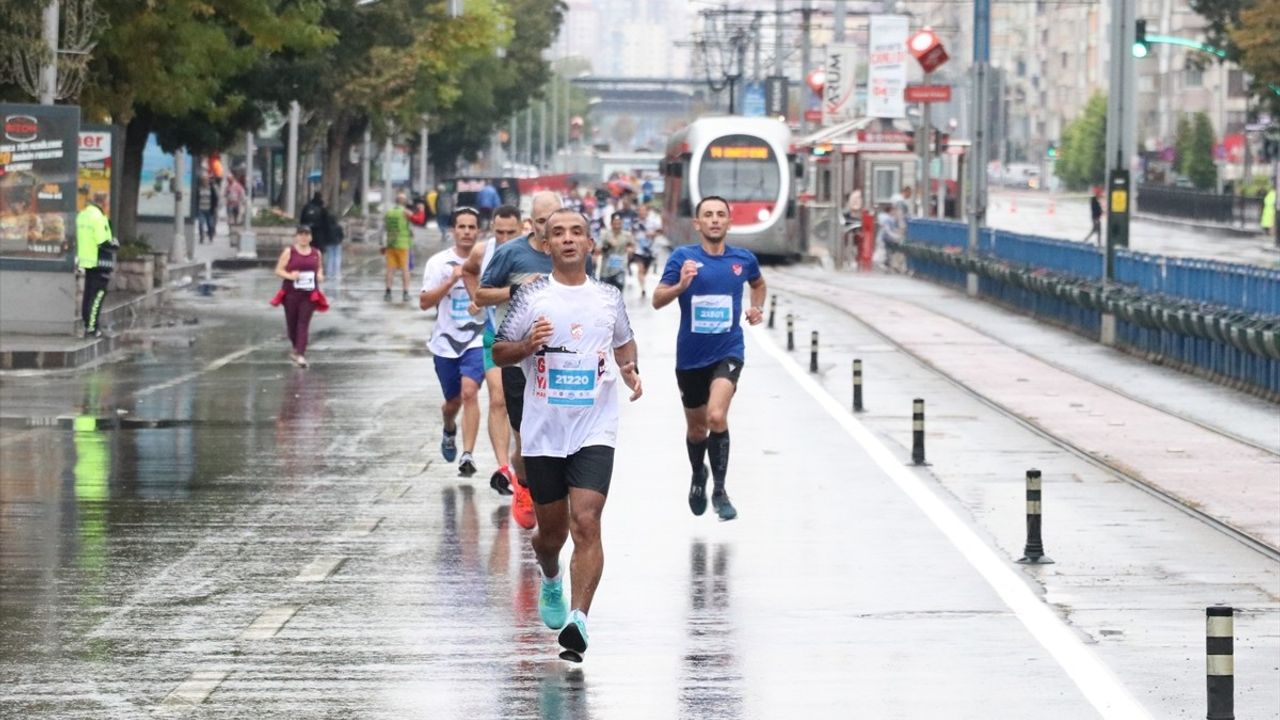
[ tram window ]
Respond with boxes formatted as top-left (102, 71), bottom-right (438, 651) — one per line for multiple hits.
top-left (699, 134), bottom-right (781, 203)
top-left (871, 165), bottom-right (900, 205)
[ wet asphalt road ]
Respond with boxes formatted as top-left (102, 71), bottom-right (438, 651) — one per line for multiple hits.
top-left (2, 246), bottom-right (1278, 718)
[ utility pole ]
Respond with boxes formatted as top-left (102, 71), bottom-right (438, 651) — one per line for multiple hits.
top-left (360, 126), bottom-right (371, 220)
top-left (285, 101), bottom-right (300, 218)
top-left (419, 116), bottom-right (429, 193)
top-left (966, 0), bottom-right (990, 297)
top-left (920, 71), bottom-right (932, 218)
top-left (238, 132), bottom-right (258, 259)
top-left (774, 0), bottom-right (784, 77)
top-left (834, 0), bottom-right (846, 43)
top-left (539, 101), bottom-right (547, 169)
top-left (39, 1), bottom-right (58, 104)
top-left (753, 12), bottom-right (763, 81)
top-left (524, 106), bottom-right (532, 165)
top-left (801, 0), bottom-right (813, 132)
top-left (1102, 0), bottom-right (1137, 344)
top-left (382, 133), bottom-right (393, 214)
top-left (510, 112), bottom-right (518, 169)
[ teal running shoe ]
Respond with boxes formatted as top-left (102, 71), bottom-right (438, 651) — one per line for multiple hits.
top-left (712, 492), bottom-right (738, 521)
top-left (539, 576), bottom-right (568, 630)
top-left (557, 610), bottom-right (588, 662)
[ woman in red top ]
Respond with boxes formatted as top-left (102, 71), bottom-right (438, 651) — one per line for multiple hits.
top-left (274, 225), bottom-right (324, 367)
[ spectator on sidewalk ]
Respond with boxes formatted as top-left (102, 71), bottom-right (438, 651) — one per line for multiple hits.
top-left (477, 180), bottom-right (501, 229)
top-left (1084, 186), bottom-right (1104, 244)
top-left (435, 184), bottom-right (454, 238)
top-left (383, 193), bottom-right (415, 302)
top-left (225, 174), bottom-right (246, 225)
top-left (1262, 186), bottom-right (1275, 238)
top-left (196, 174), bottom-right (218, 244)
top-left (300, 192), bottom-right (342, 281)
top-left (76, 191), bottom-right (117, 338)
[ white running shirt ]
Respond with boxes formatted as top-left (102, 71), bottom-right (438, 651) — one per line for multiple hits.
top-left (422, 247), bottom-right (484, 358)
top-left (495, 276), bottom-right (634, 457)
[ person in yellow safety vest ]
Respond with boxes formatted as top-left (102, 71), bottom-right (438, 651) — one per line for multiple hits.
top-left (1262, 186), bottom-right (1275, 236)
top-left (76, 191), bottom-right (116, 337)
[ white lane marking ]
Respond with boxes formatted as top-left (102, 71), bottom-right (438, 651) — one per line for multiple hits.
top-left (748, 324), bottom-right (1152, 720)
top-left (333, 516), bottom-right (384, 539)
top-left (155, 668), bottom-right (229, 710)
top-left (293, 555), bottom-right (345, 582)
top-left (134, 344), bottom-right (262, 399)
top-left (375, 483), bottom-right (411, 502)
top-left (239, 604), bottom-right (302, 640)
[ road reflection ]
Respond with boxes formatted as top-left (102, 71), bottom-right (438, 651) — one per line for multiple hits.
top-left (680, 540), bottom-right (740, 719)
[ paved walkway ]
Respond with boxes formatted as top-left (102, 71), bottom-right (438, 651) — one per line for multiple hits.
top-left (772, 267), bottom-right (1280, 551)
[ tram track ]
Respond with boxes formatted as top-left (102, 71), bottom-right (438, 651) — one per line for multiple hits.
top-left (772, 268), bottom-right (1280, 563)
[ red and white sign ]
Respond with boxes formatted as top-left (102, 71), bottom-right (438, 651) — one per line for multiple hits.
top-left (908, 29), bottom-right (950, 74)
top-left (905, 84), bottom-right (952, 103)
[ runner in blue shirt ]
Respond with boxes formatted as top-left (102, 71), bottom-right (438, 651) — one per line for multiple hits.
top-left (652, 195), bottom-right (767, 521)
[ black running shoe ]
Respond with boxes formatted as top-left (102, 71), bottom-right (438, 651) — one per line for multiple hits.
top-left (489, 466), bottom-right (514, 496)
top-left (688, 464), bottom-right (708, 516)
top-left (712, 492), bottom-right (738, 521)
top-left (557, 612), bottom-right (588, 663)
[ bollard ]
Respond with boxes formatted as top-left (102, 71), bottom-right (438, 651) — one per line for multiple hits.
top-left (1016, 469), bottom-right (1054, 564)
top-left (852, 359), bottom-right (864, 412)
top-left (767, 295), bottom-right (777, 329)
top-left (911, 399), bottom-right (926, 465)
top-left (809, 331), bottom-right (819, 373)
top-left (1206, 606), bottom-right (1234, 720)
top-left (786, 314), bottom-right (795, 351)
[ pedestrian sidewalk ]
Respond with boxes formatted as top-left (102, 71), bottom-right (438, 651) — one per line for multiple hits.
top-left (772, 267), bottom-right (1280, 551)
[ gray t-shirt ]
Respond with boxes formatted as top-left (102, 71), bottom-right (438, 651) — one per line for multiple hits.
top-left (480, 235), bottom-right (553, 327)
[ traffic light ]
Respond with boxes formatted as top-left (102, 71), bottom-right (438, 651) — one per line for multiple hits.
top-left (1133, 19), bottom-right (1149, 58)
top-left (811, 142), bottom-right (832, 157)
top-left (1047, 142), bottom-right (1058, 159)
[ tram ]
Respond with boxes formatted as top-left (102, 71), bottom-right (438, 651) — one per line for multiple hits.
top-left (660, 116), bottom-right (803, 261)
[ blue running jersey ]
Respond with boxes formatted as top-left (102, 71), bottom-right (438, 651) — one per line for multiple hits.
top-left (660, 244), bottom-right (762, 370)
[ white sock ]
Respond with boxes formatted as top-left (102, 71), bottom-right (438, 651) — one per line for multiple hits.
top-left (541, 567), bottom-right (561, 585)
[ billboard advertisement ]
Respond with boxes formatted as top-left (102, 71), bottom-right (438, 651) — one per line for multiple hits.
top-left (822, 44), bottom-right (859, 126)
top-left (867, 15), bottom-right (910, 119)
top-left (0, 103), bottom-right (81, 263)
top-left (138, 133), bottom-right (191, 219)
top-left (78, 124), bottom-right (120, 220)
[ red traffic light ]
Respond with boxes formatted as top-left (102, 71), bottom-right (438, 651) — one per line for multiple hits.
top-left (806, 68), bottom-right (825, 95)
top-left (908, 28), bottom-right (949, 74)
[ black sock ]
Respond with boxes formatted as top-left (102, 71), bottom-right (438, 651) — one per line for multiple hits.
top-left (686, 438), bottom-right (708, 477)
top-left (707, 430), bottom-right (729, 494)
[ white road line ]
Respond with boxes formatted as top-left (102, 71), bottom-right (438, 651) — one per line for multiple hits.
top-left (293, 555), bottom-right (345, 582)
top-left (134, 344), bottom-right (262, 399)
top-left (375, 483), bottom-right (411, 502)
top-left (748, 324), bottom-right (1152, 720)
top-left (155, 668), bottom-right (229, 711)
top-left (239, 604), bottom-right (302, 640)
top-left (333, 516), bottom-right (384, 539)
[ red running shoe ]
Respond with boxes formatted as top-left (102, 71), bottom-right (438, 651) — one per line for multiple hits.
top-left (511, 479), bottom-right (537, 530)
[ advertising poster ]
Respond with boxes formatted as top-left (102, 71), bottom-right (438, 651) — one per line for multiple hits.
top-left (78, 124), bottom-right (119, 219)
top-left (743, 82), bottom-right (766, 117)
top-left (822, 44), bottom-right (859, 126)
top-left (867, 15), bottom-right (910, 119)
top-left (0, 103), bottom-right (81, 261)
top-left (138, 133), bottom-right (191, 218)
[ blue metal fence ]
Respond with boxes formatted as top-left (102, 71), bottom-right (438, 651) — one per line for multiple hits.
top-left (903, 219), bottom-right (1280, 397)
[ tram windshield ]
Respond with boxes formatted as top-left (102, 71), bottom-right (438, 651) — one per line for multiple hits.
top-left (697, 134), bottom-right (780, 203)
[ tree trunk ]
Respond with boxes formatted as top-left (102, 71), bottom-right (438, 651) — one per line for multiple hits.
top-left (323, 115), bottom-right (351, 214)
top-left (116, 115), bottom-right (152, 243)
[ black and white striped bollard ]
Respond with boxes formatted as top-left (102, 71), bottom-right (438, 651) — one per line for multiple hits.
top-left (852, 359), bottom-right (864, 412)
top-left (1016, 469), bottom-right (1054, 564)
top-left (809, 331), bottom-right (819, 373)
top-left (911, 399), bottom-right (926, 465)
top-left (1206, 605), bottom-right (1234, 720)
top-left (767, 295), bottom-right (777, 329)
top-left (786, 314), bottom-right (795, 351)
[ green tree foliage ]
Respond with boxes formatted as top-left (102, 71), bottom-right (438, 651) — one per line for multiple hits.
top-left (1173, 114), bottom-right (1193, 176)
top-left (1186, 112), bottom-right (1218, 190)
top-left (1054, 93), bottom-right (1107, 191)
top-left (1189, 0), bottom-right (1280, 115)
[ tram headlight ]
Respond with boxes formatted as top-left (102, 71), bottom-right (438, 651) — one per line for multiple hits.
top-left (757, 208), bottom-right (771, 222)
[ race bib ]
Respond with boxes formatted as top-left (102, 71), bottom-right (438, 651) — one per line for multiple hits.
top-left (450, 294), bottom-right (473, 322)
top-left (294, 271), bottom-right (316, 290)
top-left (542, 353), bottom-right (597, 406)
top-left (691, 294), bottom-right (733, 334)
top-left (606, 254), bottom-right (626, 273)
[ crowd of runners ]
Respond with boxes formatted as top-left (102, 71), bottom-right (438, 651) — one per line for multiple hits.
top-left (277, 185), bottom-right (767, 663)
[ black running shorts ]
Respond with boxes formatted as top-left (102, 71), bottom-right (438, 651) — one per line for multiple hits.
top-left (674, 357), bottom-right (743, 409)
top-left (502, 366), bottom-right (526, 432)
top-left (523, 445), bottom-right (615, 505)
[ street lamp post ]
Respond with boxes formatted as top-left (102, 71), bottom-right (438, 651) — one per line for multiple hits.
top-left (39, 1), bottom-right (58, 104)
top-left (238, 132), bottom-right (258, 259)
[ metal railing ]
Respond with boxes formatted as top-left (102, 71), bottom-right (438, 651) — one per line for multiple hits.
top-left (1135, 185), bottom-right (1264, 228)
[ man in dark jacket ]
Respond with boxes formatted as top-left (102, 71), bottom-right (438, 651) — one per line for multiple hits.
top-left (300, 192), bottom-right (342, 279)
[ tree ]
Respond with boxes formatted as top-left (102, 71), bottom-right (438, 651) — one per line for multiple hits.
top-left (1186, 112), bottom-right (1218, 190)
top-left (1174, 114), bottom-right (1193, 177)
top-left (1190, 0), bottom-right (1280, 115)
top-left (1055, 93), bottom-right (1107, 191)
